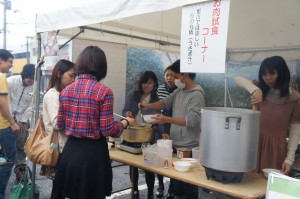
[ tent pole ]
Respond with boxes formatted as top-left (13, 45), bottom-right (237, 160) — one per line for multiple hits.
top-left (59, 28), bottom-right (84, 50)
top-left (80, 26), bottom-right (180, 47)
top-left (227, 46), bottom-right (300, 54)
top-left (30, 33), bottom-right (42, 199)
top-left (224, 50), bottom-right (229, 107)
top-left (224, 72), bottom-right (227, 107)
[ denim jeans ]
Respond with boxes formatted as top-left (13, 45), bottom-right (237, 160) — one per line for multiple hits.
top-left (15, 127), bottom-right (28, 166)
top-left (0, 127), bottom-right (16, 199)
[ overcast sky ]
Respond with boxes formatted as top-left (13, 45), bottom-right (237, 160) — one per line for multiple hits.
top-left (0, 0), bottom-right (36, 51)
top-left (0, 0), bottom-right (82, 52)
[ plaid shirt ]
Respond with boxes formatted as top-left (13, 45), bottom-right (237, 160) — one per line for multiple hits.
top-left (57, 74), bottom-right (123, 139)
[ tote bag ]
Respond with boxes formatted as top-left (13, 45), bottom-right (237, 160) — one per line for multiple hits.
top-left (24, 116), bottom-right (47, 157)
top-left (24, 116), bottom-right (60, 167)
top-left (10, 166), bottom-right (40, 199)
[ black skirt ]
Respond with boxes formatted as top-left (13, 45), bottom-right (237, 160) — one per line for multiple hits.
top-left (55, 136), bottom-right (112, 199)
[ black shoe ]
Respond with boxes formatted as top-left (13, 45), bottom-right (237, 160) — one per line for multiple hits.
top-left (133, 190), bottom-right (139, 199)
top-left (156, 186), bottom-right (164, 198)
top-left (166, 190), bottom-right (174, 199)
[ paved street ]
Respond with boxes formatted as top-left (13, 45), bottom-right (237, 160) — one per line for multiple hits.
top-left (5, 161), bottom-right (172, 199)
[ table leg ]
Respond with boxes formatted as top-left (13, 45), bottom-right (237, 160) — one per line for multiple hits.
top-left (130, 166), bottom-right (137, 199)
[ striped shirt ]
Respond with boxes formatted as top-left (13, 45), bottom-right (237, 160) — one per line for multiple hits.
top-left (57, 74), bottom-right (123, 139)
top-left (157, 83), bottom-right (177, 136)
top-left (157, 84), bottom-right (173, 100)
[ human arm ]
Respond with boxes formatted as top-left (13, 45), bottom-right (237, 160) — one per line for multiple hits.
top-left (124, 111), bottom-right (134, 118)
top-left (282, 123), bottom-right (300, 175)
top-left (234, 76), bottom-right (262, 105)
top-left (140, 100), bottom-right (164, 110)
top-left (56, 94), bottom-right (66, 130)
top-left (100, 88), bottom-right (135, 138)
top-left (17, 122), bottom-right (27, 132)
top-left (44, 91), bottom-right (59, 132)
top-left (0, 95), bottom-right (20, 132)
top-left (19, 106), bottom-right (33, 125)
top-left (162, 134), bottom-right (170, 139)
top-left (154, 114), bottom-right (187, 126)
top-left (157, 118), bottom-right (172, 138)
top-left (122, 91), bottom-right (138, 118)
top-left (120, 117), bottom-right (135, 129)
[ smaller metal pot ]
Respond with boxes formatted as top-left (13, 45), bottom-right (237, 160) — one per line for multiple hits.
top-left (122, 125), bottom-right (154, 143)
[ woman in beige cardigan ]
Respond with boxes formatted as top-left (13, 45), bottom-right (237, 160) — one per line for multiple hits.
top-left (41, 59), bottom-right (75, 199)
top-left (235, 56), bottom-right (300, 175)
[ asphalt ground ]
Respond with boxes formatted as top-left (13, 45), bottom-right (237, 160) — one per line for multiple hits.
top-left (5, 161), bottom-right (173, 199)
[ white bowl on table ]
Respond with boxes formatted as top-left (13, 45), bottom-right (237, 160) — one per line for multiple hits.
top-left (173, 161), bottom-right (191, 172)
top-left (143, 115), bottom-right (157, 123)
top-left (180, 158), bottom-right (198, 168)
top-left (262, 168), bottom-right (281, 178)
top-left (108, 142), bottom-right (113, 150)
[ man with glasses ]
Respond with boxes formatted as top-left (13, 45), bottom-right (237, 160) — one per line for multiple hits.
top-left (0, 49), bottom-right (20, 199)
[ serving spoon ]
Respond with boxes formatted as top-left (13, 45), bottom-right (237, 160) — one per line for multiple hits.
top-left (113, 113), bottom-right (126, 119)
top-left (113, 113), bottom-right (146, 127)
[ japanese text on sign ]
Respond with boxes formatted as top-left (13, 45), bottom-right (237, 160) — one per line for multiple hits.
top-left (181, 0), bottom-right (230, 73)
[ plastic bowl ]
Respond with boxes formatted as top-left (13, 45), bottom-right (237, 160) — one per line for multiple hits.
top-left (108, 142), bottom-right (113, 150)
top-left (173, 161), bottom-right (191, 172)
top-left (180, 158), bottom-right (198, 168)
top-left (262, 168), bottom-right (281, 178)
top-left (143, 115), bottom-right (157, 123)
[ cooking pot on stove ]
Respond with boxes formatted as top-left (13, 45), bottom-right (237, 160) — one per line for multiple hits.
top-left (199, 107), bottom-right (260, 172)
top-left (122, 125), bottom-right (155, 143)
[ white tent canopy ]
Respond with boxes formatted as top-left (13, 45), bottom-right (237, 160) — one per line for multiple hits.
top-left (35, 0), bottom-right (300, 60)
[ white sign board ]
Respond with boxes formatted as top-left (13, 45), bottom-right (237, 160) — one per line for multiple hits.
top-left (266, 172), bottom-right (300, 199)
top-left (180, 0), bottom-right (230, 73)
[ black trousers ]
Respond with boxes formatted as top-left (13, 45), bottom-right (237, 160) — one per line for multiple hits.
top-left (130, 166), bottom-right (155, 195)
top-left (157, 174), bottom-right (174, 192)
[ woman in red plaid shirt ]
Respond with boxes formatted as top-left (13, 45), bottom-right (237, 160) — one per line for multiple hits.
top-left (54, 46), bottom-right (135, 199)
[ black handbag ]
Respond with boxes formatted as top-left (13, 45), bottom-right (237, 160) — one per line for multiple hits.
top-left (10, 166), bottom-right (40, 199)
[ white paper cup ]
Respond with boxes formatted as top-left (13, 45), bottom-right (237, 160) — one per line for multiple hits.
top-left (192, 147), bottom-right (200, 162)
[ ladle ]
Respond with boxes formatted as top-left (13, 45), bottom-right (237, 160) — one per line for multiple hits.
top-left (140, 107), bottom-right (143, 126)
top-left (113, 113), bottom-right (126, 119)
top-left (113, 113), bottom-right (146, 127)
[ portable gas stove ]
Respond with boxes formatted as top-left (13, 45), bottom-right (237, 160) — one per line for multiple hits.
top-left (204, 166), bottom-right (244, 184)
top-left (116, 141), bottom-right (143, 154)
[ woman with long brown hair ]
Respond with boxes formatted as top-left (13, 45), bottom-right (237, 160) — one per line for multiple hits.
top-left (41, 59), bottom-right (76, 198)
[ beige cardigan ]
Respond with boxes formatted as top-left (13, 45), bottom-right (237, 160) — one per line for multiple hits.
top-left (42, 88), bottom-right (67, 153)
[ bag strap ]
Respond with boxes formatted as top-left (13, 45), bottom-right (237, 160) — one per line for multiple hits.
top-left (26, 166), bottom-right (33, 181)
top-left (50, 129), bottom-right (60, 149)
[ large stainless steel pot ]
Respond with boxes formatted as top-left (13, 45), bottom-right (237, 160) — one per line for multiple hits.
top-left (199, 107), bottom-right (260, 172)
top-left (122, 125), bottom-right (155, 143)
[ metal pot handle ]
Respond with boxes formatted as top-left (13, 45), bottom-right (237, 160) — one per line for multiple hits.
top-left (225, 116), bottom-right (242, 130)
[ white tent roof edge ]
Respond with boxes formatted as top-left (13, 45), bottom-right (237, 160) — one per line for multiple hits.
top-left (35, 0), bottom-right (208, 33)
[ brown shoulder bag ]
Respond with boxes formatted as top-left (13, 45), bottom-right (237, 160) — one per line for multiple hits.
top-left (24, 116), bottom-right (59, 167)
